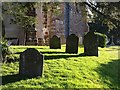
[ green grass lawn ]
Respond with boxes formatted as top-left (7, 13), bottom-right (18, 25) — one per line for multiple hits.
top-left (1, 45), bottom-right (120, 89)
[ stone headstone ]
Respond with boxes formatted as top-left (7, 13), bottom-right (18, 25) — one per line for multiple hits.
top-left (19, 48), bottom-right (43, 77)
top-left (83, 32), bottom-right (98, 56)
top-left (50, 35), bottom-right (61, 49)
top-left (66, 34), bottom-right (79, 54)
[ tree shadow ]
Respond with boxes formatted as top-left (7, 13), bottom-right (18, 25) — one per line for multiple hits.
top-left (2, 74), bottom-right (38, 85)
top-left (95, 59), bottom-right (120, 88)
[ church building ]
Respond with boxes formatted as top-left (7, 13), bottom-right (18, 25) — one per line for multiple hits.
top-left (2, 2), bottom-right (89, 45)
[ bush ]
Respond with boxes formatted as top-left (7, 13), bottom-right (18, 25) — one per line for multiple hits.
top-left (0, 38), bottom-right (14, 63)
top-left (95, 32), bottom-right (107, 48)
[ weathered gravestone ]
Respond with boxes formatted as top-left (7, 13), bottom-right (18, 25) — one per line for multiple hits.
top-left (66, 34), bottom-right (79, 54)
top-left (50, 35), bottom-right (61, 49)
top-left (83, 31), bottom-right (98, 56)
top-left (19, 48), bottom-right (43, 77)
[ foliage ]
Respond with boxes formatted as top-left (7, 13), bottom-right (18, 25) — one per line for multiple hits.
top-left (0, 38), bottom-right (13, 63)
top-left (95, 32), bottom-right (107, 48)
top-left (46, 2), bottom-right (61, 15)
top-left (88, 20), bottom-right (109, 34)
top-left (2, 2), bottom-right (36, 30)
top-left (88, 22), bottom-right (108, 47)
top-left (85, 2), bottom-right (120, 30)
top-left (2, 2), bottom-right (61, 30)
top-left (1, 45), bottom-right (119, 89)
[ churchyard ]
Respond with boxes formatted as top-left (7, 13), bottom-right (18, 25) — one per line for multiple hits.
top-left (1, 45), bottom-right (120, 89)
top-left (1, 2), bottom-right (120, 89)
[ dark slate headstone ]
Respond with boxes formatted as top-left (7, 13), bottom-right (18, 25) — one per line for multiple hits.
top-left (19, 48), bottom-right (43, 77)
top-left (50, 35), bottom-right (61, 49)
top-left (66, 34), bottom-right (79, 54)
top-left (83, 32), bottom-right (98, 56)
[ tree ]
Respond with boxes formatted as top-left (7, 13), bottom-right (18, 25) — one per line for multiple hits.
top-left (74, 2), bottom-right (120, 45)
top-left (2, 2), bottom-right (36, 30)
top-left (84, 2), bottom-right (120, 29)
top-left (84, 2), bottom-right (120, 45)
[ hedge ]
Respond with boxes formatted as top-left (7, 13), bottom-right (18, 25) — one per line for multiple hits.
top-left (95, 32), bottom-right (107, 48)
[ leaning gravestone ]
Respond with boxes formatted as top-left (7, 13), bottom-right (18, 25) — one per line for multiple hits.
top-left (19, 48), bottom-right (43, 77)
top-left (83, 31), bottom-right (98, 56)
top-left (50, 35), bottom-right (61, 49)
top-left (66, 34), bottom-right (79, 54)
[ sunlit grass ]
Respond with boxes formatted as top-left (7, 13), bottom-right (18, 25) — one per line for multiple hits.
top-left (1, 45), bottom-right (120, 89)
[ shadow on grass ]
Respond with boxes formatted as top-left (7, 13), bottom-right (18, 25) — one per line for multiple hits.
top-left (2, 74), bottom-right (37, 85)
top-left (12, 47), bottom-right (46, 49)
top-left (14, 51), bottom-right (65, 54)
top-left (14, 52), bottom-right (22, 54)
top-left (105, 48), bottom-right (120, 51)
top-left (96, 59), bottom-right (120, 88)
top-left (14, 51), bottom-right (96, 60)
top-left (41, 51), bottom-right (67, 54)
top-left (14, 51), bottom-right (66, 54)
top-left (44, 53), bottom-right (86, 60)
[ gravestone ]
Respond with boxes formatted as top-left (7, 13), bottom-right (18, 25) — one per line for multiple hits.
top-left (83, 31), bottom-right (98, 56)
top-left (66, 34), bottom-right (79, 54)
top-left (19, 48), bottom-right (43, 77)
top-left (50, 35), bottom-right (61, 49)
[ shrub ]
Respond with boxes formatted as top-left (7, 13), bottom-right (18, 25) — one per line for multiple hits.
top-left (0, 38), bottom-right (14, 63)
top-left (95, 32), bottom-right (107, 48)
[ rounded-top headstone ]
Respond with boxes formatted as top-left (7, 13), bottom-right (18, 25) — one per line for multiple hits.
top-left (50, 35), bottom-right (61, 49)
top-left (83, 31), bottom-right (98, 56)
top-left (66, 34), bottom-right (79, 54)
top-left (19, 48), bottom-right (43, 77)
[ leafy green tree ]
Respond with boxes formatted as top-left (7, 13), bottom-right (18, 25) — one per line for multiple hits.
top-left (84, 2), bottom-right (120, 29)
top-left (84, 2), bottom-right (120, 45)
top-left (2, 2), bottom-right (36, 30)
